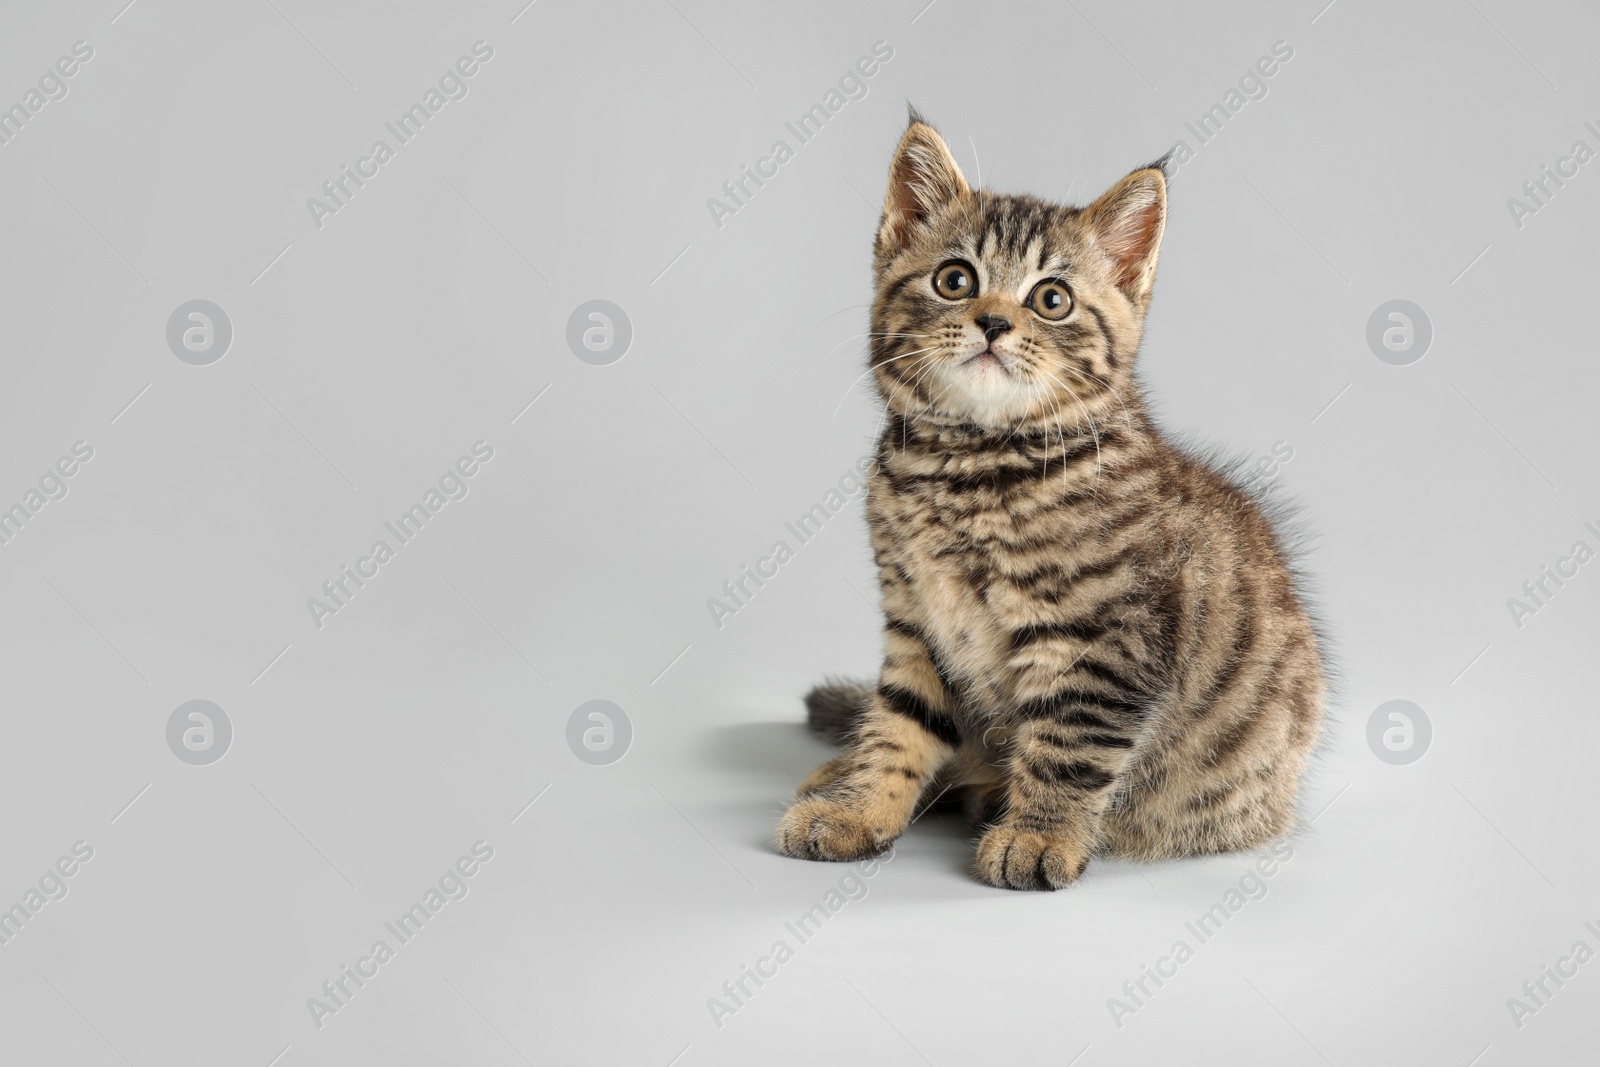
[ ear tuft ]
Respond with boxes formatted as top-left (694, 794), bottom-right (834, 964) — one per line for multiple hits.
top-left (877, 116), bottom-right (970, 255)
top-left (1140, 148), bottom-right (1175, 181)
top-left (1083, 166), bottom-right (1167, 303)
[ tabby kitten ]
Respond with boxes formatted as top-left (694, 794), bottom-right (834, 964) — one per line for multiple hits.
top-left (775, 113), bottom-right (1325, 890)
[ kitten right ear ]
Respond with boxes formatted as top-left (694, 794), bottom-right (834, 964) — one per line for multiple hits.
top-left (1083, 164), bottom-right (1167, 305)
top-left (877, 112), bottom-right (970, 254)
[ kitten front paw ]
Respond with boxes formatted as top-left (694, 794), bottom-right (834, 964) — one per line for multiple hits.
top-left (974, 825), bottom-right (1089, 890)
top-left (776, 797), bottom-right (892, 861)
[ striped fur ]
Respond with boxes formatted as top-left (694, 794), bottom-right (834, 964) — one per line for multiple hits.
top-left (776, 115), bottom-right (1325, 889)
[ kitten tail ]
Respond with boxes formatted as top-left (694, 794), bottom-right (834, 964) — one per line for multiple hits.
top-left (804, 679), bottom-right (873, 744)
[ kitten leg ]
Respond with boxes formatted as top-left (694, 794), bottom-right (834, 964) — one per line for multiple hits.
top-left (974, 689), bottom-right (1149, 891)
top-left (777, 632), bottom-right (959, 861)
top-left (795, 754), bottom-right (853, 797)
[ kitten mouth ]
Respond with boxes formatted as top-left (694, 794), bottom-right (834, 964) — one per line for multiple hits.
top-left (964, 349), bottom-right (1011, 374)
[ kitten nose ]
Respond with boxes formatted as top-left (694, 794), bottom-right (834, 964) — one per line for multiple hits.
top-left (975, 314), bottom-right (1012, 341)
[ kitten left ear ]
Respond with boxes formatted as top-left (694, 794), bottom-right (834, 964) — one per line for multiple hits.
top-left (877, 114), bottom-right (971, 255)
top-left (1083, 165), bottom-right (1167, 304)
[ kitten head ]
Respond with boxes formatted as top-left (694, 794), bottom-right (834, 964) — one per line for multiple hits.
top-left (870, 113), bottom-right (1166, 432)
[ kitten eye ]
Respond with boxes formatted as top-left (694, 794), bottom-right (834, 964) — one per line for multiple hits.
top-left (1028, 279), bottom-right (1074, 320)
top-left (932, 261), bottom-right (977, 300)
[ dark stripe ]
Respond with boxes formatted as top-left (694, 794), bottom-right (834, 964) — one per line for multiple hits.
top-left (1016, 687), bottom-right (1145, 723)
top-left (1085, 304), bottom-right (1117, 367)
top-left (1010, 618), bottom-right (1112, 652)
top-left (881, 269), bottom-right (922, 307)
top-left (1030, 726), bottom-right (1134, 750)
top-left (884, 441), bottom-right (1107, 497)
top-left (1022, 755), bottom-right (1116, 791)
top-left (877, 684), bottom-right (961, 746)
top-left (1010, 589), bottom-right (1140, 648)
top-left (1072, 731), bottom-right (1136, 749)
top-left (1013, 812), bottom-right (1059, 832)
top-left (1020, 215), bottom-right (1047, 259)
top-left (885, 616), bottom-right (923, 641)
top-left (918, 463), bottom-right (1049, 495)
top-left (1006, 562), bottom-right (1067, 593)
top-left (1194, 611), bottom-right (1254, 715)
top-left (1046, 452), bottom-right (1153, 502)
top-left (1073, 657), bottom-right (1144, 696)
top-left (1207, 712), bottom-right (1260, 764)
top-left (1004, 550), bottom-right (1128, 596)
top-left (1052, 320), bottom-right (1099, 345)
top-left (882, 618), bottom-right (965, 705)
top-left (1047, 708), bottom-right (1118, 731)
top-left (1063, 551), bottom-right (1134, 586)
top-left (1185, 784), bottom-right (1237, 813)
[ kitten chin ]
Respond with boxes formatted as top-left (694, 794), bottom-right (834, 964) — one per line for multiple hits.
top-left (924, 359), bottom-right (1045, 428)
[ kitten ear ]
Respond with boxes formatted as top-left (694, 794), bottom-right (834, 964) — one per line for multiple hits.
top-left (877, 111), bottom-right (970, 254)
top-left (1083, 164), bottom-right (1167, 304)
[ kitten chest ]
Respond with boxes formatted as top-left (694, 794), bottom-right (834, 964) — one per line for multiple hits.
top-left (874, 480), bottom-right (1043, 703)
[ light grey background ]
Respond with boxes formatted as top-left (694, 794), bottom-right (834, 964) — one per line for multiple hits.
top-left (1, 0), bottom-right (1595, 1063)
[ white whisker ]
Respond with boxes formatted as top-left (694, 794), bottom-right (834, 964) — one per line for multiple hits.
top-left (831, 344), bottom-right (941, 421)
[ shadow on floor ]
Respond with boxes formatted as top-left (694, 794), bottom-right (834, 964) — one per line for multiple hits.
top-left (700, 719), bottom-right (835, 783)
